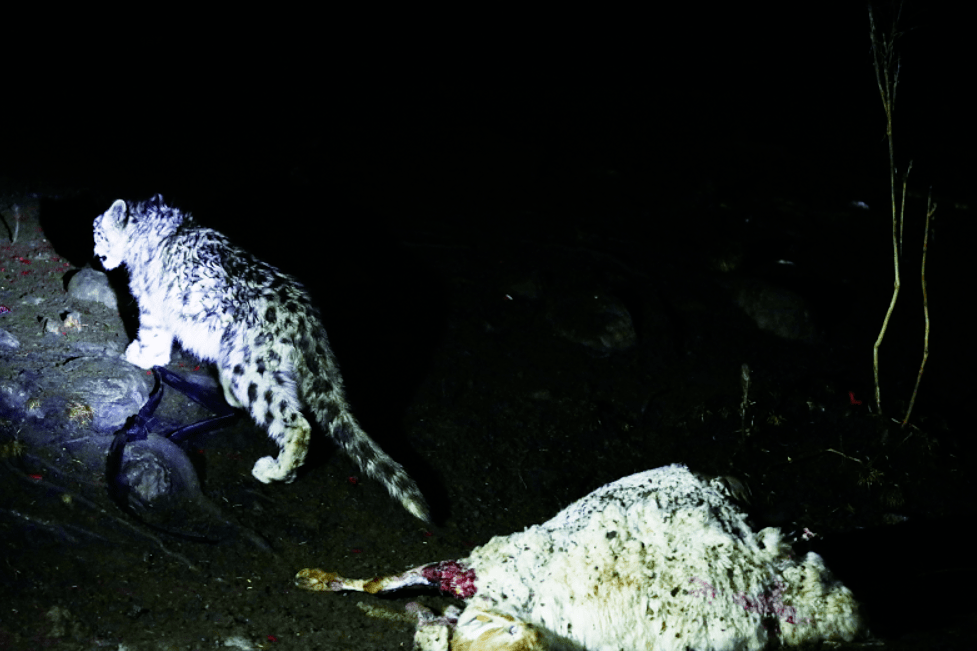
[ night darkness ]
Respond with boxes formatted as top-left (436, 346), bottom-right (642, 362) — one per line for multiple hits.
top-left (5, 4), bottom-right (972, 210)
top-left (1, 3), bottom-right (974, 649)
top-left (7, 3), bottom-right (970, 401)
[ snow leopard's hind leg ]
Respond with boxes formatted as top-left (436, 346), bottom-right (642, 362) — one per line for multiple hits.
top-left (220, 364), bottom-right (310, 484)
top-left (219, 370), bottom-right (244, 409)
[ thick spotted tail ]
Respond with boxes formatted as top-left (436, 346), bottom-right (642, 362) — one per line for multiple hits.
top-left (325, 412), bottom-right (430, 522)
top-left (298, 326), bottom-right (429, 522)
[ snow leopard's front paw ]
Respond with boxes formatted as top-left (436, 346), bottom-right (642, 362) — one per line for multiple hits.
top-left (125, 342), bottom-right (171, 370)
top-left (252, 455), bottom-right (297, 484)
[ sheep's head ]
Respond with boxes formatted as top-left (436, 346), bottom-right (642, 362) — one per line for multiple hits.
top-left (449, 606), bottom-right (548, 651)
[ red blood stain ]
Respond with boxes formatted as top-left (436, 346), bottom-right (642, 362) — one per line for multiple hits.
top-left (422, 560), bottom-right (477, 598)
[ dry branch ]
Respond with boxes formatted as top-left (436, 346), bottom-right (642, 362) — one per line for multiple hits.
top-left (902, 192), bottom-right (935, 426)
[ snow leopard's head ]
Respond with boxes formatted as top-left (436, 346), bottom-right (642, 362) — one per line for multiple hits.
top-left (93, 199), bottom-right (132, 270)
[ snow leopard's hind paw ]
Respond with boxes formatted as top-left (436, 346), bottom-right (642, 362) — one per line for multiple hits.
top-left (252, 455), bottom-right (298, 484)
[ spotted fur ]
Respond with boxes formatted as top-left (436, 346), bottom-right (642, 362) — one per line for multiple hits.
top-left (93, 195), bottom-right (428, 521)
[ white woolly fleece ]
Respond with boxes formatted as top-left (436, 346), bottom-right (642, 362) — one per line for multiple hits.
top-left (454, 464), bottom-right (863, 651)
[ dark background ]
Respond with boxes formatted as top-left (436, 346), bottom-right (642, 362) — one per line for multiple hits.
top-left (1, 5), bottom-right (974, 648)
top-left (4, 3), bottom-right (971, 216)
top-left (6, 2), bottom-right (970, 425)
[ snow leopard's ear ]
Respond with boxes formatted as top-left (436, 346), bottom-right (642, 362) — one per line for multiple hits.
top-left (147, 194), bottom-right (166, 212)
top-left (106, 199), bottom-right (130, 227)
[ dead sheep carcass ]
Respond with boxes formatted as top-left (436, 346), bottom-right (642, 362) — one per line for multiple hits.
top-left (297, 464), bottom-right (864, 650)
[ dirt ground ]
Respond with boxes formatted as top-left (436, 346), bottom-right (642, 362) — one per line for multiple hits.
top-left (1, 134), bottom-right (974, 651)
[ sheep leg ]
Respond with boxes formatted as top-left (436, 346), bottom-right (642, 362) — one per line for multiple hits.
top-left (295, 559), bottom-right (476, 597)
top-left (295, 566), bottom-right (436, 594)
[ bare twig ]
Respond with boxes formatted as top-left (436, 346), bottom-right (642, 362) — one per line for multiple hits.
top-left (898, 161), bottom-right (911, 257)
top-left (869, 3), bottom-right (904, 417)
top-left (868, 3), bottom-right (935, 428)
top-left (739, 363), bottom-right (751, 435)
top-left (824, 448), bottom-right (863, 464)
top-left (0, 205), bottom-right (14, 243)
top-left (902, 191), bottom-right (936, 426)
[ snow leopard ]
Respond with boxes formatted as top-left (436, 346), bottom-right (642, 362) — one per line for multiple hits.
top-left (93, 194), bottom-right (429, 522)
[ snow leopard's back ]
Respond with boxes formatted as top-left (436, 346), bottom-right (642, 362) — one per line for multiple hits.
top-left (93, 195), bottom-right (429, 522)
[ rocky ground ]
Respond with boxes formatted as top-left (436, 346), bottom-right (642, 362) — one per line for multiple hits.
top-left (0, 139), bottom-right (974, 651)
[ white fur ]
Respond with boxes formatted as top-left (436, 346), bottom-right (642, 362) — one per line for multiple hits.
top-left (93, 196), bottom-right (430, 520)
top-left (302, 465), bottom-right (864, 650)
top-left (454, 465), bottom-right (863, 650)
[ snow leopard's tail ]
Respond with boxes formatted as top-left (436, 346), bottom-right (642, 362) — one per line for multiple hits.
top-left (323, 409), bottom-right (430, 523)
top-left (299, 344), bottom-right (430, 523)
